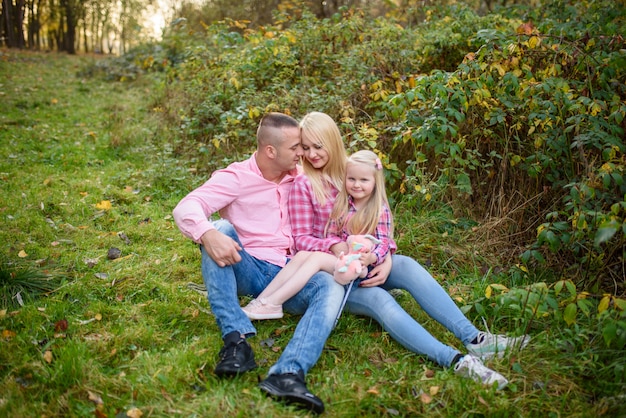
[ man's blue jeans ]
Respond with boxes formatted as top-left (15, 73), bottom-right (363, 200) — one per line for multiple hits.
top-left (200, 220), bottom-right (345, 375)
top-left (346, 254), bottom-right (480, 367)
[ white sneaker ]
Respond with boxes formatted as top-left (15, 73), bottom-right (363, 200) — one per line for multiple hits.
top-left (466, 331), bottom-right (531, 359)
top-left (454, 354), bottom-right (508, 390)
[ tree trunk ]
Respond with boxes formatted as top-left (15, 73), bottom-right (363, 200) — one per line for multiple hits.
top-left (82, 4), bottom-right (87, 52)
top-left (60, 0), bottom-right (76, 53)
top-left (15, 0), bottom-right (25, 47)
top-left (1, 0), bottom-right (16, 47)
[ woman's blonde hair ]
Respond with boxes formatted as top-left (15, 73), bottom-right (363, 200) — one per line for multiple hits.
top-left (299, 112), bottom-right (348, 206)
top-left (329, 150), bottom-right (393, 237)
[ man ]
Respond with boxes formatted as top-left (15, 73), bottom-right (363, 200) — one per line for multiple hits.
top-left (173, 112), bottom-right (344, 414)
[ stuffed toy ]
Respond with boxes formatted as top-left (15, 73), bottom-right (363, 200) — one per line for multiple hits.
top-left (333, 234), bottom-right (381, 285)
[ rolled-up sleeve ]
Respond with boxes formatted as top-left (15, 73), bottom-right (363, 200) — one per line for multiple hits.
top-left (172, 171), bottom-right (239, 243)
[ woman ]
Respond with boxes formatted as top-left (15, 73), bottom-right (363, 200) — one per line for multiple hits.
top-left (289, 112), bottom-right (530, 389)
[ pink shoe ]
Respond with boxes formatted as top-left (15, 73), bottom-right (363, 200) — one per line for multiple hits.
top-left (242, 298), bottom-right (283, 320)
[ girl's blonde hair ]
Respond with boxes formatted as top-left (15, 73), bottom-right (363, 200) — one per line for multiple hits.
top-left (299, 112), bottom-right (347, 206)
top-left (329, 150), bottom-right (393, 237)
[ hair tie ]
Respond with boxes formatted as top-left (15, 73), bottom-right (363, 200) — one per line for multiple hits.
top-left (375, 158), bottom-right (382, 170)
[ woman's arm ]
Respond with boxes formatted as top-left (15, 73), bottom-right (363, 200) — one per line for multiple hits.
top-left (289, 176), bottom-right (342, 252)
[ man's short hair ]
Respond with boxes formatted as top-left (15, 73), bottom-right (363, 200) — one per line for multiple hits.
top-left (257, 112), bottom-right (299, 147)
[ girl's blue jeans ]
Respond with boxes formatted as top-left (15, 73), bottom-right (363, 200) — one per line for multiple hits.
top-left (346, 254), bottom-right (480, 367)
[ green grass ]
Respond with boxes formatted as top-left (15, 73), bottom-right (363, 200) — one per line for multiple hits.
top-left (0, 50), bottom-right (623, 417)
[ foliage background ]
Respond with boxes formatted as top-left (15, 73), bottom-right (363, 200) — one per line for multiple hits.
top-left (153, 0), bottom-right (625, 294)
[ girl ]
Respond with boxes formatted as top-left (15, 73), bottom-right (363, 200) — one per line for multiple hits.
top-left (289, 111), bottom-right (530, 390)
top-left (327, 150), bottom-right (396, 277)
top-left (243, 150), bottom-right (395, 320)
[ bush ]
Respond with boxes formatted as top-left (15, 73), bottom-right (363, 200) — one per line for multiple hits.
top-left (148, 0), bottom-right (625, 292)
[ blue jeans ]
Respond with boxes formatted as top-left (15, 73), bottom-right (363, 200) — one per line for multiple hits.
top-left (200, 220), bottom-right (345, 375)
top-left (345, 254), bottom-right (480, 367)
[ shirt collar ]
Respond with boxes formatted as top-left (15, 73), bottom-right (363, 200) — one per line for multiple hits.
top-left (250, 152), bottom-right (301, 183)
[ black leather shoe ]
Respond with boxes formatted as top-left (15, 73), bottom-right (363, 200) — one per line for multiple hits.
top-left (214, 331), bottom-right (257, 376)
top-left (258, 371), bottom-right (325, 414)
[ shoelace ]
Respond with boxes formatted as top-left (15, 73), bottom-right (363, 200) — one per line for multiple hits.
top-left (220, 340), bottom-right (242, 360)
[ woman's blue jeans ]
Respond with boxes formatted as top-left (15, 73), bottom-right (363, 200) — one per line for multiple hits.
top-left (200, 220), bottom-right (345, 376)
top-left (345, 254), bottom-right (480, 367)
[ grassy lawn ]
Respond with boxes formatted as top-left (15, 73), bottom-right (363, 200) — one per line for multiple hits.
top-left (0, 50), bottom-right (620, 417)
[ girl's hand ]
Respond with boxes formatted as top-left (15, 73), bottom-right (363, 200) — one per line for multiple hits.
top-left (359, 252), bottom-right (376, 267)
top-left (359, 255), bottom-right (392, 287)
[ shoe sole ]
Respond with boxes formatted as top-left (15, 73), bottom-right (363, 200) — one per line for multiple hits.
top-left (244, 312), bottom-right (284, 320)
top-left (259, 380), bottom-right (324, 414)
top-left (214, 359), bottom-right (257, 377)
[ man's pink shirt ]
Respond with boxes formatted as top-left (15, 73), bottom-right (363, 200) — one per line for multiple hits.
top-left (173, 152), bottom-right (300, 267)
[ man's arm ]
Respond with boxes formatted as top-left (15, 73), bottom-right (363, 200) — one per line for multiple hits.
top-left (173, 170), bottom-right (241, 266)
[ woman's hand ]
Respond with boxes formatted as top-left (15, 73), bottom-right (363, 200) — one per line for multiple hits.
top-left (359, 254), bottom-right (392, 287)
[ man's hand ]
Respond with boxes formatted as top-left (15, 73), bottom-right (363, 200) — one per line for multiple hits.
top-left (359, 254), bottom-right (392, 287)
top-left (200, 229), bottom-right (242, 267)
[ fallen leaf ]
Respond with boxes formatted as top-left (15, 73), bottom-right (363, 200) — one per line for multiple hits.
top-left (429, 386), bottom-right (440, 396)
top-left (2, 329), bottom-right (16, 339)
top-left (161, 387), bottom-right (173, 402)
top-left (43, 178), bottom-right (52, 186)
top-left (260, 338), bottom-right (275, 347)
top-left (18, 250), bottom-right (28, 258)
top-left (84, 257), bottom-right (100, 267)
top-left (15, 292), bottom-right (24, 306)
top-left (366, 387), bottom-right (380, 395)
top-left (95, 200), bottom-right (112, 211)
top-left (51, 98), bottom-right (58, 104)
top-left (118, 232), bottom-right (131, 244)
top-left (420, 392), bottom-right (432, 404)
top-left (126, 407), bottom-right (143, 418)
top-left (54, 319), bottom-right (68, 332)
top-left (95, 313), bottom-right (102, 321)
top-left (88, 390), bottom-right (104, 405)
top-left (43, 350), bottom-right (53, 363)
top-left (478, 395), bottom-right (490, 407)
